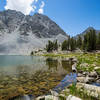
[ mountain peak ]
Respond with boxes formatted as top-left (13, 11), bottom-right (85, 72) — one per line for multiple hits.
top-left (0, 10), bottom-right (67, 38)
top-left (81, 27), bottom-right (95, 34)
top-left (86, 27), bottom-right (94, 30)
top-left (0, 10), bottom-right (68, 54)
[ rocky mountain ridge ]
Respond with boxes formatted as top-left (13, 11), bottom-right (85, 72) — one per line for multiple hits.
top-left (0, 10), bottom-right (68, 55)
top-left (0, 10), bottom-right (67, 38)
top-left (75, 27), bottom-right (100, 38)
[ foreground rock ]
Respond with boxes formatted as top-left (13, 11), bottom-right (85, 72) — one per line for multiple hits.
top-left (76, 83), bottom-right (100, 98)
top-left (36, 94), bottom-right (82, 100)
top-left (77, 76), bottom-right (95, 83)
top-left (67, 95), bottom-right (81, 100)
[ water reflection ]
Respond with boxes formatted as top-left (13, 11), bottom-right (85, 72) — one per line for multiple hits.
top-left (61, 60), bottom-right (73, 72)
top-left (0, 56), bottom-right (73, 100)
top-left (46, 58), bottom-right (58, 71)
top-left (46, 57), bottom-right (72, 74)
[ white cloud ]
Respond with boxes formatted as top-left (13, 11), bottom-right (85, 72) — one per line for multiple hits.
top-left (38, 1), bottom-right (45, 14)
top-left (35, 0), bottom-right (38, 2)
top-left (5, 0), bottom-right (36, 15)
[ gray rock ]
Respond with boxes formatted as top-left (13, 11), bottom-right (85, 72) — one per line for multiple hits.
top-left (76, 83), bottom-right (100, 98)
top-left (67, 95), bottom-right (81, 100)
top-left (36, 96), bottom-right (45, 100)
top-left (72, 58), bottom-right (78, 62)
top-left (80, 63), bottom-right (89, 68)
top-left (96, 79), bottom-right (100, 83)
top-left (45, 95), bottom-right (58, 100)
top-left (72, 63), bottom-right (77, 72)
top-left (83, 72), bottom-right (89, 76)
top-left (77, 76), bottom-right (95, 83)
top-left (77, 77), bottom-right (86, 83)
top-left (88, 71), bottom-right (97, 77)
top-left (77, 73), bottom-right (84, 77)
top-left (94, 67), bottom-right (100, 70)
top-left (50, 90), bottom-right (59, 96)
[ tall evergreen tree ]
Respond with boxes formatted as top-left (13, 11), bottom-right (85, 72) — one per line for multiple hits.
top-left (77, 35), bottom-right (82, 49)
top-left (46, 40), bottom-right (54, 52)
top-left (96, 33), bottom-right (100, 50)
top-left (61, 40), bottom-right (69, 51)
top-left (83, 33), bottom-right (88, 51)
top-left (70, 37), bottom-right (76, 51)
top-left (67, 36), bottom-right (70, 50)
top-left (83, 30), bottom-right (96, 51)
top-left (53, 40), bottom-right (58, 51)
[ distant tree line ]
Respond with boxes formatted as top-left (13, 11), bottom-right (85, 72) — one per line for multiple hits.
top-left (46, 30), bottom-right (100, 52)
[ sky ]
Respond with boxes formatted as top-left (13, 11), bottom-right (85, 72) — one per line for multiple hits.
top-left (0, 0), bottom-right (100, 36)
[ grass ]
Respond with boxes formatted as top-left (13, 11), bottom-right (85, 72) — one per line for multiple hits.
top-left (42, 52), bottom-right (100, 72)
top-left (59, 96), bottom-right (66, 100)
top-left (42, 53), bottom-right (79, 58)
top-left (64, 84), bottom-right (100, 100)
top-left (95, 68), bottom-right (100, 75)
top-left (42, 52), bottom-right (100, 100)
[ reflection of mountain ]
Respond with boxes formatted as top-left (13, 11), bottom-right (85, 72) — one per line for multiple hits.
top-left (61, 60), bottom-right (72, 72)
top-left (46, 58), bottom-right (58, 71)
top-left (46, 58), bottom-right (72, 73)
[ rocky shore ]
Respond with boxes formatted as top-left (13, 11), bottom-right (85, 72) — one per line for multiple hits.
top-left (35, 53), bottom-right (100, 100)
top-left (0, 53), bottom-right (100, 100)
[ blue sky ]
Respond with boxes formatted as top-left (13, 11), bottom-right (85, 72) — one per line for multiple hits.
top-left (0, 0), bottom-right (100, 36)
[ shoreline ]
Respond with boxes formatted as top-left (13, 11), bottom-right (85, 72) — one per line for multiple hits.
top-left (0, 52), bottom-right (100, 100)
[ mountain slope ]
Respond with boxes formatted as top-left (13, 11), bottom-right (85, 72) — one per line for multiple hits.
top-left (75, 27), bottom-right (100, 39)
top-left (0, 10), bottom-right (67, 38)
top-left (0, 10), bottom-right (68, 55)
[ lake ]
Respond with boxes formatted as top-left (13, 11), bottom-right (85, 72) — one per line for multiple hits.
top-left (0, 55), bottom-right (73, 100)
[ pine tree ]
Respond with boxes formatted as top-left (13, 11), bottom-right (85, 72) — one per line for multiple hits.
top-left (53, 40), bottom-right (58, 51)
top-left (96, 33), bottom-right (100, 50)
top-left (67, 36), bottom-right (70, 50)
top-left (77, 35), bottom-right (82, 49)
top-left (83, 30), bottom-right (96, 51)
top-left (61, 40), bottom-right (69, 51)
top-left (30, 51), bottom-right (34, 55)
top-left (91, 30), bottom-right (96, 50)
top-left (83, 33), bottom-right (88, 51)
top-left (46, 40), bottom-right (54, 52)
top-left (70, 37), bottom-right (76, 51)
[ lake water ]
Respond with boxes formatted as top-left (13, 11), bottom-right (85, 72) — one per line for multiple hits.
top-left (0, 55), bottom-right (73, 100)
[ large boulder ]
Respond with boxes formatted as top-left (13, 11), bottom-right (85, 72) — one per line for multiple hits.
top-left (77, 76), bottom-right (95, 83)
top-left (76, 83), bottom-right (100, 98)
top-left (88, 71), bottom-right (97, 78)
